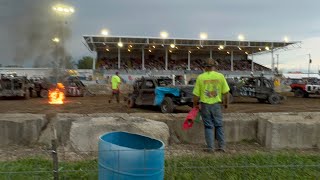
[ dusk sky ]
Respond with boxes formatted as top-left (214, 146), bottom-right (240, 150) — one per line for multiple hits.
top-left (1, 0), bottom-right (320, 72)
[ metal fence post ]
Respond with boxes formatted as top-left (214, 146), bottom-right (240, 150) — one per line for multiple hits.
top-left (51, 139), bottom-right (59, 180)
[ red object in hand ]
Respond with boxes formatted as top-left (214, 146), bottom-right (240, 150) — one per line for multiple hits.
top-left (183, 107), bottom-right (199, 130)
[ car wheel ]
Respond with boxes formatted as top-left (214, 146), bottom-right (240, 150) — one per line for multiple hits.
top-left (160, 97), bottom-right (175, 113)
top-left (268, 93), bottom-right (280, 105)
top-left (40, 89), bottom-right (49, 98)
top-left (127, 97), bottom-right (136, 108)
top-left (294, 89), bottom-right (304, 98)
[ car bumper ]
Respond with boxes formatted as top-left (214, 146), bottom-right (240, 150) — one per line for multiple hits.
top-left (0, 90), bottom-right (25, 97)
top-left (180, 97), bottom-right (192, 103)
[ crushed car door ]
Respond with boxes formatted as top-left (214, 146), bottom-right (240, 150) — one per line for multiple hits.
top-left (139, 80), bottom-right (156, 105)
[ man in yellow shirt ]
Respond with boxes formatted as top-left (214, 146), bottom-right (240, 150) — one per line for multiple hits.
top-left (109, 72), bottom-right (121, 103)
top-left (193, 58), bottom-right (230, 152)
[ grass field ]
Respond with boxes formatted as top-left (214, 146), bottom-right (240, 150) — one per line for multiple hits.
top-left (0, 152), bottom-right (319, 179)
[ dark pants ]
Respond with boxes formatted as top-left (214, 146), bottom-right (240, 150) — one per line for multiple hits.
top-left (200, 103), bottom-right (225, 150)
top-left (110, 90), bottom-right (120, 103)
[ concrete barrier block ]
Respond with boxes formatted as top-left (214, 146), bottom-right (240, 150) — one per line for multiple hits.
top-left (0, 114), bottom-right (47, 146)
top-left (265, 114), bottom-right (320, 149)
top-left (69, 116), bottom-right (170, 152)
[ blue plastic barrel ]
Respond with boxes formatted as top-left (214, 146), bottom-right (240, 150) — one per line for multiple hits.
top-left (98, 131), bottom-right (165, 180)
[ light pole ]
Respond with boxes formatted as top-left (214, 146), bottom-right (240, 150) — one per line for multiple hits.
top-left (52, 37), bottom-right (60, 82)
top-left (308, 54), bottom-right (312, 78)
top-left (52, 3), bottom-right (74, 74)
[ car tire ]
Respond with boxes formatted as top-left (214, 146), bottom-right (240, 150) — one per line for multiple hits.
top-left (160, 97), bottom-right (175, 113)
top-left (127, 97), bottom-right (136, 108)
top-left (268, 93), bottom-right (280, 105)
top-left (294, 89), bottom-right (304, 98)
top-left (40, 89), bottom-right (49, 98)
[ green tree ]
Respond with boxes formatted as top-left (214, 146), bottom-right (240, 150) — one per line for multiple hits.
top-left (77, 56), bottom-right (94, 69)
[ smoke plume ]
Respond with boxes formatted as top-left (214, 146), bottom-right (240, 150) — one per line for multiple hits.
top-left (2, 0), bottom-right (72, 67)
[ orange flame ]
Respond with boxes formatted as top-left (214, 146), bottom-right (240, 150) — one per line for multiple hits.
top-left (48, 83), bottom-right (65, 104)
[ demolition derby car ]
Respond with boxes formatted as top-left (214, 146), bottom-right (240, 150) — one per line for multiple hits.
top-left (0, 74), bottom-right (33, 99)
top-left (127, 77), bottom-right (194, 113)
top-left (30, 76), bottom-right (94, 97)
top-left (227, 76), bottom-right (285, 104)
top-left (290, 83), bottom-right (320, 98)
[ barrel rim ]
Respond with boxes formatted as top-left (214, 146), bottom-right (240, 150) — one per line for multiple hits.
top-left (99, 131), bottom-right (165, 150)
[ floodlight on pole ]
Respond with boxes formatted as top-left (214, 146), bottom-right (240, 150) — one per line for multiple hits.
top-left (170, 44), bottom-right (175, 48)
top-left (238, 34), bottom-right (245, 41)
top-left (265, 46), bottom-right (270, 51)
top-left (101, 29), bottom-right (109, 36)
top-left (283, 36), bottom-right (289, 43)
top-left (200, 32), bottom-right (208, 40)
top-left (160, 31), bottom-right (169, 38)
top-left (52, 4), bottom-right (75, 15)
top-left (118, 42), bottom-right (123, 47)
top-left (52, 37), bottom-right (60, 43)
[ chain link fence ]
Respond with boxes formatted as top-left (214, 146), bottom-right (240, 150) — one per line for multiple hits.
top-left (1, 141), bottom-right (319, 180)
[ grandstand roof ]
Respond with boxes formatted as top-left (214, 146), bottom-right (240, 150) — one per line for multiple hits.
top-left (83, 35), bottom-right (300, 55)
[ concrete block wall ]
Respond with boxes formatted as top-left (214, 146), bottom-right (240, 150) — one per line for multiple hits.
top-left (1, 112), bottom-right (320, 150)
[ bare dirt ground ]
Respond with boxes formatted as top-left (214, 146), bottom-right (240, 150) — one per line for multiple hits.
top-left (0, 95), bottom-right (318, 114)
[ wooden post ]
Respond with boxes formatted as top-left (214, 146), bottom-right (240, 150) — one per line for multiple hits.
top-left (51, 139), bottom-right (59, 180)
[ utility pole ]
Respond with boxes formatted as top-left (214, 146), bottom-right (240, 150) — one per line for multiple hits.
top-left (308, 54), bottom-right (311, 78)
top-left (276, 54), bottom-right (279, 70)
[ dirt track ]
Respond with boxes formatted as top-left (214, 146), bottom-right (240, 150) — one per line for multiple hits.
top-left (0, 95), bottom-right (318, 114)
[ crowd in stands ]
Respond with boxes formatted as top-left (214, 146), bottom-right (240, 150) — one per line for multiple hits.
top-left (97, 57), bottom-right (270, 72)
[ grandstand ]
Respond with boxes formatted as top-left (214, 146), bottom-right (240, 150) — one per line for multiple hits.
top-left (83, 35), bottom-right (298, 74)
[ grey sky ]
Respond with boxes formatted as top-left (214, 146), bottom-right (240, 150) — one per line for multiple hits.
top-left (1, 0), bottom-right (320, 72)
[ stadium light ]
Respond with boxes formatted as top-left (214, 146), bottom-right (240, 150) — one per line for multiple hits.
top-left (152, 45), bottom-right (155, 48)
top-left (106, 48), bottom-right (109, 51)
top-left (188, 51), bottom-right (192, 53)
top-left (129, 45), bottom-right (133, 48)
top-left (128, 49), bottom-right (131, 52)
top-left (175, 46), bottom-right (178, 49)
top-left (52, 37), bottom-right (60, 43)
top-left (259, 48), bottom-right (262, 51)
top-left (169, 50), bottom-right (172, 53)
top-left (200, 32), bottom-right (208, 40)
top-left (149, 49), bottom-right (152, 52)
top-left (52, 4), bottom-right (75, 15)
top-left (245, 52), bottom-right (249, 55)
top-left (196, 46), bottom-right (200, 49)
top-left (227, 51), bottom-right (230, 54)
top-left (170, 44), bottom-right (175, 48)
top-left (238, 46), bottom-right (242, 50)
top-left (160, 31), bottom-right (169, 38)
top-left (265, 46), bottom-right (270, 51)
top-left (118, 42), bottom-right (123, 47)
top-left (219, 45), bottom-right (224, 50)
top-left (283, 36), bottom-right (289, 43)
top-left (238, 34), bottom-right (245, 41)
top-left (101, 29), bottom-right (109, 36)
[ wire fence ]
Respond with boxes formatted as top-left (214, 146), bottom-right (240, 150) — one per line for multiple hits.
top-left (1, 140), bottom-right (320, 180)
